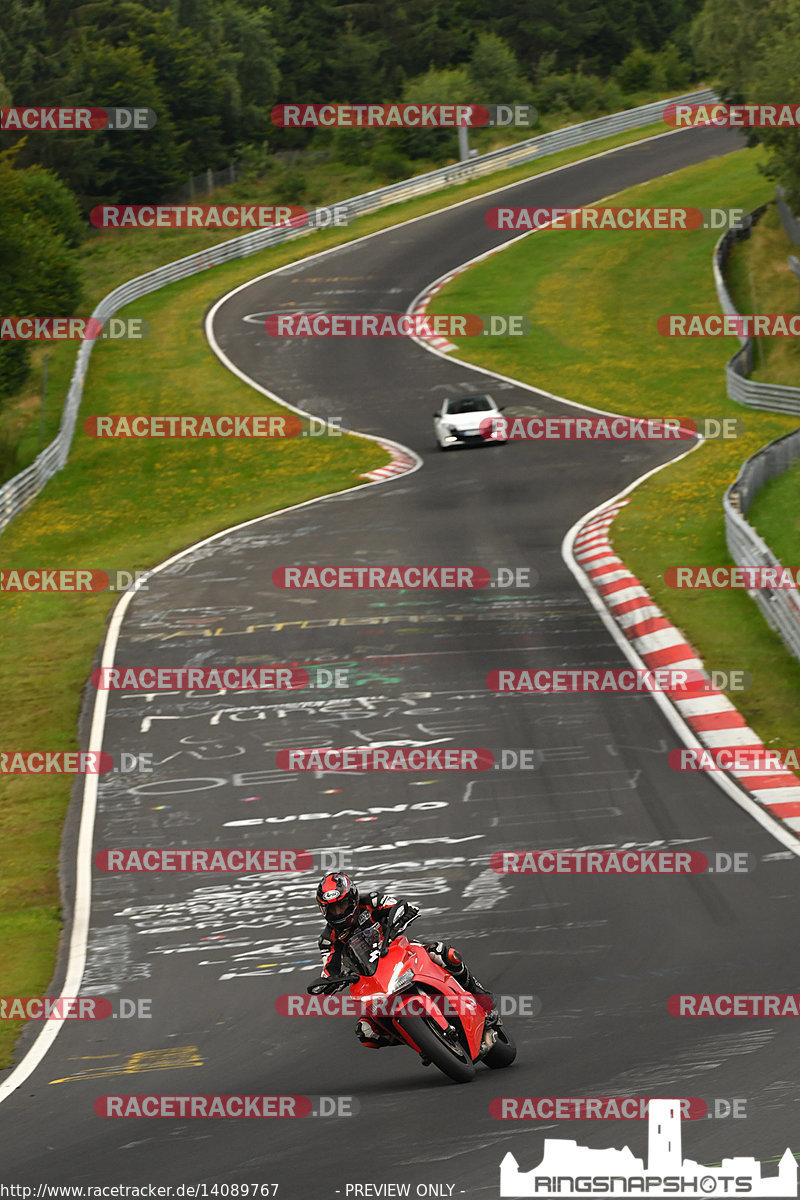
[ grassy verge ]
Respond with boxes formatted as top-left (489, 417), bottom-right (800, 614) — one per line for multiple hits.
top-left (725, 205), bottom-right (800, 569)
top-left (427, 147), bottom-right (800, 747)
top-left (748, 460), bottom-right (800, 567)
top-left (3, 114), bottom-right (683, 481)
top-left (725, 205), bottom-right (800, 385)
top-left (0, 111), bottom-right (697, 1068)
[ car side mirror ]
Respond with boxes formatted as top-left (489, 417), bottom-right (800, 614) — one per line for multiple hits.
top-left (434, 411), bottom-right (441, 418)
top-left (498, 406), bottom-right (506, 411)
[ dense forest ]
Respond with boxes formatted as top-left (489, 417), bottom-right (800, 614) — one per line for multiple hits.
top-left (1, 0), bottom-right (798, 400)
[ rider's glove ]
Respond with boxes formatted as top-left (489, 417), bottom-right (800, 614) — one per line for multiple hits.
top-left (389, 901), bottom-right (419, 929)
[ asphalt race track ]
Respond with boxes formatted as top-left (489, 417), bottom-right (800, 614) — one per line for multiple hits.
top-left (4, 124), bottom-right (799, 1196)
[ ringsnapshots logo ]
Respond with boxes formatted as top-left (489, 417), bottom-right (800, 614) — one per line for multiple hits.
top-left (498, 1099), bottom-right (797, 1197)
top-left (1, 107), bottom-right (157, 131)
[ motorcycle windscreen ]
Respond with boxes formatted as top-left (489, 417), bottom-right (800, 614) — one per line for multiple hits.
top-left (341, 922), bottom-right (383, 976)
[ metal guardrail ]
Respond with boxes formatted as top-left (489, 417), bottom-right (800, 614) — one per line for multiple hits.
top-left (713, 200), bottom-right (800, 413)
top-left (724, 427), bottom-right (800, 660)
top-left (0, 87), bottom-right (717, 536)
top-left (716, 195), bottom-right (800, 660)
top-left (777, 185), bottom-right (800, 245)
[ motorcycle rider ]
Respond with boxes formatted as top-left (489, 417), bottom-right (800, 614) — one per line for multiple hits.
top-left (315, 871), bottom-right (500, 1048)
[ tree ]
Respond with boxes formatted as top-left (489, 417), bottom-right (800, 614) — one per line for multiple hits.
top-left (467, 33), bottom-right (531, 105)
top-left (0, 153), bottom-right (82, 399)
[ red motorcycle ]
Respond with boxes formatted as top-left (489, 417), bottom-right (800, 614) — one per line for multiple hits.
top-left (306, 914), bottom-right (516, 1083)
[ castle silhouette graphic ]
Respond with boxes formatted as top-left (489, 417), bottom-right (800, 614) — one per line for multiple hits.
top-left (500, 1099), bottom-right (797, 1197)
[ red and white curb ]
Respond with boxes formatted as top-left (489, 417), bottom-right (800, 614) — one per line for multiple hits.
top-left (361, 439), bottom-right (419, 481)
top-left (573, 499), bottom-right (800, 839)
top-left (410, 272), bottom-right (462, 352)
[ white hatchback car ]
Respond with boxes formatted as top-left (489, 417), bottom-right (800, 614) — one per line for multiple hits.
top-left (433, 394), bottom-right (507, 451)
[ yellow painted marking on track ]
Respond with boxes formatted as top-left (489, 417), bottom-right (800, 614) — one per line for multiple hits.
top-left (49, 1046), bottom-right (203, 1084)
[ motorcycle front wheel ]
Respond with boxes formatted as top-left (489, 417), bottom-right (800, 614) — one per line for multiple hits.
top-left (396, 1013), bottom-right (476, 1083)
top-left (484, 1025), bottom-right (517, 1068)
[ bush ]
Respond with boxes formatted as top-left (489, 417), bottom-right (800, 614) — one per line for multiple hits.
top-left (533, 71), bottom-right (624, 118)
top-left (331, 128), bottom-right (373, 167)
top-left (615, 44), bottom-right (691, 95)
top-left (270, 166), bottom-right (307, 204)
top-left (370, 141), bottom-right (414, 182)
top-left (0, 342), bottom-right (30, 402)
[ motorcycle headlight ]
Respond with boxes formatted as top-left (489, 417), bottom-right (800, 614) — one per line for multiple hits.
top-left (389, 968), bottom-right (415, 994)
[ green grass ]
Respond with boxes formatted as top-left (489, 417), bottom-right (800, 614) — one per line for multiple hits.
top-left (725, 205), bottom-right (800, 574)
top-left (427, 147), bottom-right (800, 748)
top-left (747, 454), bottom-right (800, 568)
top-left (0, 112), bottom-right (695, 1069)
top-left (725, 204), bottom-right (800, 385)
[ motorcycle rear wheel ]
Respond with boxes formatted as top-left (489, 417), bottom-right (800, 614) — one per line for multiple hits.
top-left (396, 1013), bottom-right (476, 1083)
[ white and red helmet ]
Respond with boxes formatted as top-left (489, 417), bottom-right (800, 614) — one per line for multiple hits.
top-left (316, 872), bottom-right (359, 930)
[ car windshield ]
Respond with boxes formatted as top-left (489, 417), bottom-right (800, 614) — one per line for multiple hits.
top-left (341, 921), bottom-right (383, 977)
top-left (446, 397), bottom-right (493, 415)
